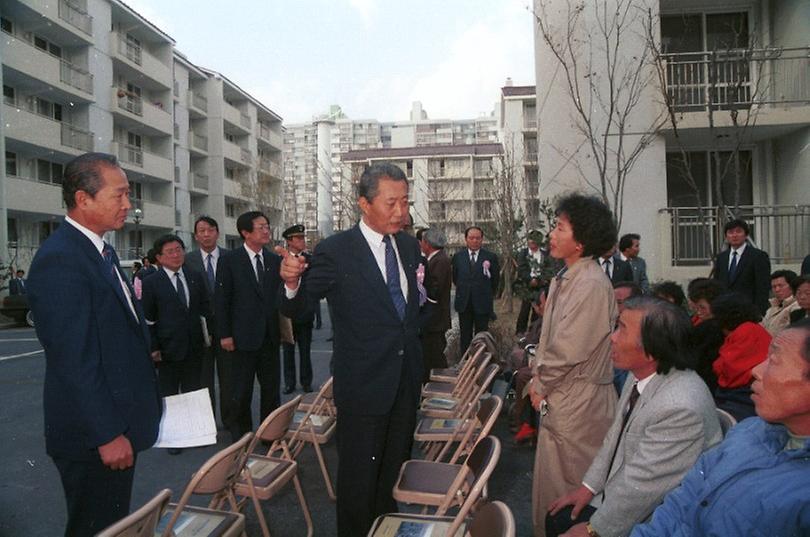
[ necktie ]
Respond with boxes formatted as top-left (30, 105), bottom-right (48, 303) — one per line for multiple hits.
top-left (728, 250), bottom-right (738, 279)
top-left (254, 253), bottom-right (264, 284)
top-left (102, 242), bottom-right (117, 278)
top-left (175, 272), bottom-right (188, 308)
top-left (606, 383), bottom-right (641, 480)
top-left (470, 251), bottom-right (477, 271)
top-left (383, 235), bottom-right (406, 321)
top-left (604, 258), bottom-right (612, 278)
top-left (206, 253), bottom-right (215, 290)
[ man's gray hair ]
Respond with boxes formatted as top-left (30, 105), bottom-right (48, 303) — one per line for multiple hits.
top-left (423, 228), bottom-right (447, 249)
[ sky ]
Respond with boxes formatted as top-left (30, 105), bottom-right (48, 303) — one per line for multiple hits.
top-left (124, 0), bottom-right (536, 123)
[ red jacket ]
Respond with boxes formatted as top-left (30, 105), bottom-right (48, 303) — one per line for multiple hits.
top-left (713, 322), bottom-right (771, 388)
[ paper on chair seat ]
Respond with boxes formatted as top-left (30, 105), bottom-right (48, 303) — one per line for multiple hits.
top-left (154, 388), bottom-right (217, 448)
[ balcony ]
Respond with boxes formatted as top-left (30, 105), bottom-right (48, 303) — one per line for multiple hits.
top-left (109, 31), bottom-right (172, 89)
top-left (257, 123), bottom-right (284, 150)
top-left (111, 88), bottom-right (173, 136)
top-left (662, 47), bottom-right (810, 113)
top-left (58, 0), bottom-right (92, 36)
top-left (3, 102), bottom-right (93, 154)
top-left (191, 173), bottom-right (209, 191)
top-left (523, 118), bottom-right (538, 130)
top-left (187, 90), bottom-right (208, 117)
top-left (1, 34), bottom-right (94, 100)
top-left (223, 103), bottom-right (251, 134)
top-left (258, 158), bottom-right (283, 178)
top-left (5, 174), bottom-right (64, 216)
top-left (662, 204), bottom-right (810, 266)
top-left (128, 199), bottom-right (174, 229)
top-left (223, 140), bottom-right (247, 164)
top-left (224, 178), bottom-right (250, 199)
top-left (111, 141), bottom-right (173, 181)
top-left (189, 131), bottom-right (209, 156)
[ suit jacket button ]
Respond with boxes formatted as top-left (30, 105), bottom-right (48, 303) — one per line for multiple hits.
top-left (398, 349), bottom-right (404, 356)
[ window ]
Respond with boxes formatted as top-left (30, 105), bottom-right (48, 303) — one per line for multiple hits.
top-left (129, 181), bottom-right (143, 200)
top-left (38, 222), bottom-right (59, 244)
top-left (33, 35), bottom-right (62, 57)
top-left (225, 203), bottom-right (236, 217)
top-left (7, 218), bottom-right (18, 244)
top-left (37, 159), bottom-right (64, 184)
top-left (33, 97), bottom-right (63, 121)
top-left (3, 85), bottom-right (14, 105)
top-left (225, 133), bottom-right (236, 143)
top-left (6, 151), bottom-right (17, 176)
top-left (127, 131), bottom-right (142, 148)
top-left (1, 17), bottom-right (13, 34)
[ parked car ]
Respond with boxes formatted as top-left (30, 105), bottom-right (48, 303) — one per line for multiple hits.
top-left (1, 295), bottom-right (34, 327)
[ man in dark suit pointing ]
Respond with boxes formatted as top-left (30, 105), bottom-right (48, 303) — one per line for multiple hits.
top-left (27, 152), bottom-right (161, 536)
top-left (279, 163), bottom-right (426, 537)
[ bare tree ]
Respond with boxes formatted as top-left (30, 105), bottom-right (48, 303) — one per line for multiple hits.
top-left (532, 0), bottom-right (665, 228)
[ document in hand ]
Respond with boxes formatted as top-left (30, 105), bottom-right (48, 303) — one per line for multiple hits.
top-left (153, 388), bottom-right (217, 448)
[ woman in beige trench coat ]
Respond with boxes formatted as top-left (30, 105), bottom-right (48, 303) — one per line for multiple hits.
top-left (528, 194), bottom-right (619, 536)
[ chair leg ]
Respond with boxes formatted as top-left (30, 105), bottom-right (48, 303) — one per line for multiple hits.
top-left (292, 474), bottom-right (314, 537)
top-left (311, 441), bottom-right (337, 501)
top-left (248, 492), bottom-right (272, 537)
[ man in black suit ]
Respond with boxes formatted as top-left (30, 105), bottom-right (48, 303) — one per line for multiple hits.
top-left (712, 218), bottom-right (771, 315)
top-left (185, 215), bottom-right (230, 423)
top-left (279, 163), bottom-right (427, 537)
top-left (514, 230), bottom-right (551, 334)
top-left (27, 152), bottom-right (161, 536)
top-left (9, 269), bottom-right (26, 295)
top-left (141, 235), bottom-right (209, 401)
top-left (419, 227), bottom-right (452, 383)
top-left (215, 211), bottom-right (283, 443)
top-left (138, 251), bottom-right (157, 279)
top-left (598, 247), bottom-right (634, 284)
top-left (452, 226), bottom-right (500, 353)
top-left (280, 224), bottom-right (314, 394)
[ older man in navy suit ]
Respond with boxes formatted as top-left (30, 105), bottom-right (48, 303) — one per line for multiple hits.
top-left (27, 152), bottom-right (161, 537)
top-left (452, 226), bottom-right (500, 353)
top-left (216, 211), bottom-right (284, 443)
top-left (280, 163), bottom-right (428, 537)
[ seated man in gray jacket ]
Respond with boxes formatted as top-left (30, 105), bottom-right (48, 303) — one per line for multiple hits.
top-left (546, 296), bottom-right (723, 537)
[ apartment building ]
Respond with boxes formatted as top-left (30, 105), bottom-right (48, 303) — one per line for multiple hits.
top-left (283, 102), bottom-right (499, 239)
top-left (533, 0), bottom-right (810, 282)
top-left (1, 0), bottom-right (283, 273)
top-left (342, 143), bottom-right (503, 249)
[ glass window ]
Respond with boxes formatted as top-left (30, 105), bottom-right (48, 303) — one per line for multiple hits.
top-left (5, 151), bottom-right (17, 176)
top-left (0, 17), bottom-right (12, 34)
top-left (3, 84), bottom-right (14, 105)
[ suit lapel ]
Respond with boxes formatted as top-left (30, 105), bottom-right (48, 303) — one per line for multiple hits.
top-left (395, 232), bottom-right (419, 317)
top-left (730, 247), bottom-right (752, 284)
top-left (351, 226), bottom-right (404, 321)
top-left (238, 247), bottom-right (263, 296)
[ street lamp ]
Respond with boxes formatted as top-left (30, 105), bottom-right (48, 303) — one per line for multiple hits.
top-left (133, 207), bottom-right (143, 259)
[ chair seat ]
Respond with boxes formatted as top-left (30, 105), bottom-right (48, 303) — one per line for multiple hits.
top-left (422, 381), bottom-right (455, 397)
top-left (414, 419), bottom-right (480, 443)
top-left (394, 460), bottom-right (472, 508)
top-left (422, 396), bottom-right (459, 411)
top-left (234, 455), bottom-right (297, 502)
top-left (430, 367), bottom-right (459, 383)
top-left (367, 513), bottom-right (467, 537)
top-left (156, 504), bottom-right (244, 537)
top-left (285, 412), bottom-right (336, 441)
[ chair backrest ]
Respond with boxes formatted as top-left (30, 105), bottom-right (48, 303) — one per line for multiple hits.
top-left (441, 436), bottom-right (502, 533)
top-left (469, 501), bottom-right (515, 537)
top-left (250, 395), bottom-right (301, 451)
top-left (448, 396), bottom-right (503, 464)
top-left (716, 407), bottom-right (737, 437)
top-left (96, 488), bottom-right (171, 537)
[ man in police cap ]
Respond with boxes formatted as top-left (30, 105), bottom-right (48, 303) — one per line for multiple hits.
top-left (281, 224), bottom-right (314, 393)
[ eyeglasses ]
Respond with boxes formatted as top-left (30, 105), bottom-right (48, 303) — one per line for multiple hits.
top-left (254, 224), bottom-right (271, 231)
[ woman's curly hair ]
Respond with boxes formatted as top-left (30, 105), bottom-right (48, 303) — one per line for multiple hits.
top-left (555, 193), bottom-right (617, 258)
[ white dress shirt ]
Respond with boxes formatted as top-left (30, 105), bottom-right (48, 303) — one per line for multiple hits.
top-left (728, 242), bottom-right (747, 270)
top-left (162, 266), bottom-right (190, 307)
top-left (358, 219), bottom-right (408, 300)
top-left (65, 215), bottom-right (138, 321)
top-left (243, 243), bottom-right (265, 280)
top-left (200, 246), bottom-right (221, 274)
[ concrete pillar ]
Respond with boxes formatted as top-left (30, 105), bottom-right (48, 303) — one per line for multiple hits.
top-left (315, 119), bottom-right (334, 238)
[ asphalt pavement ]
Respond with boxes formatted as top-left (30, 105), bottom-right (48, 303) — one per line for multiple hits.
top-left (0, 313), bottom-right (533, 536)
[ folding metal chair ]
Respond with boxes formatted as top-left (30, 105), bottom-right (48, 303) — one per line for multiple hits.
top-left (392, 436), bottom-right (501, 516)
top-left (96, 488), bottom-right (171, 537)
top-left (367, 500), bottom-right (515, 537)
top-left (156, 434), bottom-right (251, 537)
top-left (298, 377), bottom-right (336, 415)
top-left (285, 377), bottom-right (337, 501)
top-left (415, 395), bottom-right (502, 464)
top-left (234, 395), bottom-right (313, 537)
top-left (421, 363), bottom-right (500, 419)
top-left (422, 345), bottom-right (490, 399)
top-left (430, 336), bottom-right (488, 383)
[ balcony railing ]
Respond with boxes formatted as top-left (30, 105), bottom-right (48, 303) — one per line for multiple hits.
top-left (663, 204), bottom-right (810, 266)
top-left (189, 91), bottom-right (208, 112)
top-left (60, 60), bottom-right (93, 94)
top-left (240, 148), bottom-right (252, 164)
top-left (58, 0), bottom-right (92, 36)
top-left (192, 173), bottom-right (209, 190)
top-left (190, 131), bottom-right (208, 152)
top-left (117, 93), bottom-right (142, 116)
top-left (117, 34), bottom-right (142, 65)
top-left (61, 123), bottom-right (93, 151)
top-left (240, 113), bottom-right (251, 129)
top-left (117, 143), bottom-right (144, 166)
top-left (662, 47), bottom-right (810, 112)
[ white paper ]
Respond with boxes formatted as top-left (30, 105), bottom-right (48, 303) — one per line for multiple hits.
top-left (200, 316), bottom-right (211, 347)
top-left (154, 388), bottom-right (217, 448)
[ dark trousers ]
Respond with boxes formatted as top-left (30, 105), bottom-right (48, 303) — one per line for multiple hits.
top-left (200, 336), bottom-right (234, 425)
top-left (156, 357), bottom-right (201, 398)
top-left (314, 300), bottom-right (323, 329)
top-left (282, 320), bottom-right (313, 389)
top-left (515, 298), bottom-right (538, 334)
top-left (458, 305), bottom-right (490, 354)
top-left (53, 455), bottom-right (136, 537)
top-left (226, 337), bottom-right (280, 442)
top-left (335, 370), bottom-right (418, 537)
top-left (420, 330), bottom-right (448, 383)
top-left (545, 505), bottom-right (597, 537)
